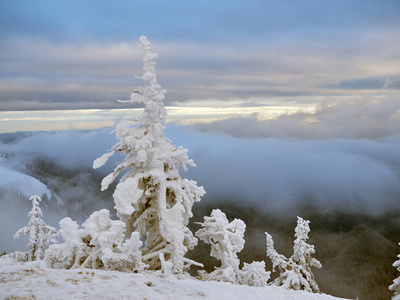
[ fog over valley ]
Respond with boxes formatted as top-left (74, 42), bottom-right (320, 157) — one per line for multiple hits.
top-left (1, 111), bottom-right (400, 299)
top-left (2, 115), bottom-right (400, 221)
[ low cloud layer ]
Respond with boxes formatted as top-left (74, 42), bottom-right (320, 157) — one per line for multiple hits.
top-left (1, 122), bottom-right (399, 218)
top-left (176, 129), bottom-right (400, 215)
top-left (194, 97), bottom-right (400, 139)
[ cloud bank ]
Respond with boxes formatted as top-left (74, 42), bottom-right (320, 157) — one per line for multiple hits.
top-left (194, 97), bottom-right (400, 139)
top-left (1, 122), bottom-right (399, 217)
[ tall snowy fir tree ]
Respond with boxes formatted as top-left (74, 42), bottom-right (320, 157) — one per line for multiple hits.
top-left (93, 36), bottom-right (205, 274)
top-left (265, 217), bottom-right (321, 293)
top-left (13, 195), bottom-right (58, 261)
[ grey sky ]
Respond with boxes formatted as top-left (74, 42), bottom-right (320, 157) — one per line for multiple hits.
top-left (1, 1), bottom-right (399, 112)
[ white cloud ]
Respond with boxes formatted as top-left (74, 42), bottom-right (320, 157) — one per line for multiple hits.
top-left (1, 124), bottom-right (400, 217)
top-left (194, 97), bottom-right (400, 139)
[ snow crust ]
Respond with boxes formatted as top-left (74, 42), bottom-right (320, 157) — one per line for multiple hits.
top-left (0, 257), bottom-right (348, 300)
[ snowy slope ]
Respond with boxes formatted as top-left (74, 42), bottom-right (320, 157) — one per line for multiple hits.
top-left (0, 164), bottom-right (51, 198)
top-left (0, 257), bottom-right (348, 300)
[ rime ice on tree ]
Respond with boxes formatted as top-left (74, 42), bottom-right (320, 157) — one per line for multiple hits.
top-left (265, 216), bottom-right (321, 293)
top-left (389, 243), bottom-right (400, 299)
top-left (196, 209), bottom-right (246, 283)
top-left (240, 261), bottom-right (271, 287)
top-left (93, 36), bottom-right (205, 274)
top-left (45, 209), bottom-right (146, 271)
top-left (196, 209), bottom-right (270, 286)
top-left (13, 195), bottom-right (58, 261)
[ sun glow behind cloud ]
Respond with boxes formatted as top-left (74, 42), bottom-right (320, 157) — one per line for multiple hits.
top-left (0, 109), bottom-right (126, 133)
top-left (0, 101), bottom-right (316, 133)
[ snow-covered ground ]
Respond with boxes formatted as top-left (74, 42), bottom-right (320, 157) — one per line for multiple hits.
top-left (0, 257), bottom-right (348, 300)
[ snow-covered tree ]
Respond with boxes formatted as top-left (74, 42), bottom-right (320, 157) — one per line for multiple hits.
top-left (196, 209), bottom-right (246, 283)
top-left (239, 261), bottom-right (271, 287)
top-left (265, 216), bottom-right (321, 293)
top-left (45, 209), bottom-right (146, 272)
top-left (93, 36), bottom-right (205, 274)
top-left (389, 243), bottom-right (400, 299)
top-left (13, 195), bottom-right (58, 261)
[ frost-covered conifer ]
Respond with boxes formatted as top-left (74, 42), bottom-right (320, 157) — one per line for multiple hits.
top-left (93, 36), bottom-right (205, 274)
top-left (239, 261), bottom-right (271, 287)
top-left (265, 217), bottom-right (321, 293)
top-left (45, 209), bottom-right (146, 271)
top-left (13, 195), bottom-right (58, 261)
top-left (196, 209), bottom-right (245, 283)
top-left (389, 243), bottom-right (400, 299)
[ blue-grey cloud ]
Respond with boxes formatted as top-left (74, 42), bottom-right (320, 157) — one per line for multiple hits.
top-left (329, 76), bottom-right (400, 90)
top-left (1, 33), bottom-right (399, 111)
top-left (1, 1), bottom-right (400, 111)
top-left (1, 124), bottom-right (400, 217)
top-left (2, 1), bottom-right (399, 43)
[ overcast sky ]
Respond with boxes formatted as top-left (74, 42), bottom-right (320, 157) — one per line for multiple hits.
top-left (1, 0), bottom-right (399, 116)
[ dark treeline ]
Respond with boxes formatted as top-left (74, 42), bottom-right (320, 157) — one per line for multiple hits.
top-left (24, 155), bottom-right (116, 219)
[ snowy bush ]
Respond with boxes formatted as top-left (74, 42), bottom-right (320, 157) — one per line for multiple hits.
top-left (13, 195), bottom-right (58, 261)
top-left (389, 242), bottom-right (400, 299)
top-left (93, 36), bottom-right (205, 274)
top-left (239, 261), bottom-right (271, 287)
top-left (196, 209), bottom-right (246, 283)
top-left (45, 209), bottom-right (146, 272)
top-left (265, 216), bottom-right (321, 293)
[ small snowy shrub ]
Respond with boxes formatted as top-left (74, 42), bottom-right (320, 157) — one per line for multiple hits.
top-left (196, 209), bottom-right (246, 283)
top-left (13, 195), bottom-right (58, 261)
top-left (389, 242), bottom-right (400, 299)
top-left (45, 209), bottom-right (146, 271)
top-left (93, 36), bottom-right (205, 274)
top-left (265, 216), bottom-right (321, 293)
top-left (239, 261), bottom-right (271, 287)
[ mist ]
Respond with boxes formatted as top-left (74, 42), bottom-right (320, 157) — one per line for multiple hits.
top-left (177, 129), bottom-right (400, 214)
top-left (1, 102), bottom-right (400, 265)
top-left (1, 121), bottom-right (399, 217)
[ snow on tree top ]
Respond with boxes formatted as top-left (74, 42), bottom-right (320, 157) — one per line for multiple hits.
top-left (93, 36), bottom-right (205, 274)
top-left (117, 35), bottom-right (167, 126)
